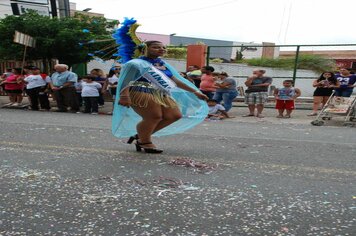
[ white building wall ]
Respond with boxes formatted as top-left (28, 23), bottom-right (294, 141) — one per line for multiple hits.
top-left (0, 0), bottom-right (12, 18)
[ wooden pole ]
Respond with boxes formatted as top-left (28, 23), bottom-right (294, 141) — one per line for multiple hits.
top-left (20, 45), bottom-right (27, 75)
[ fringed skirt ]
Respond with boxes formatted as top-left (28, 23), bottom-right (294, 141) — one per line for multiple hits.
top-left (129, 81), bottom-right (178, 108)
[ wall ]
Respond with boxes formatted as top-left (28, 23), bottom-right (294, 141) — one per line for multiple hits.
top-left (136, 32), bottom-right (170, 46)
top-left (0, 0), bottom-right (13, 18)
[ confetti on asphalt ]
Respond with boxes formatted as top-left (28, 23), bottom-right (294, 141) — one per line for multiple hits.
top-left (169, 158), bottom-right (216, 174)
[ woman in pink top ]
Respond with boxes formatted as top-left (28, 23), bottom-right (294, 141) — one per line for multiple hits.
top-left (2, 68), bottom-right (25, 106)
top-left (199, 66), bottom-right (216, 99)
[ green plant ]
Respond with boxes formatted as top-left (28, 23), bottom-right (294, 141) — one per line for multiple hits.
top-left (210, 58), bottom-right (224, 63)
top-left (166, 47), bottom-right (187, 59)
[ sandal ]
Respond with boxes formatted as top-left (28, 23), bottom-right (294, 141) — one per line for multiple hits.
top-left (242, 114), bottom-right (254, 117)
top-left (127, 134), bottom-right (139, 144)
top-left (135, 141), bottom-right (163, 154)
top-left (276, 115), bottom-right (284, 118)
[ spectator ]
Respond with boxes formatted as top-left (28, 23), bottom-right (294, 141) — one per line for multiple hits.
top-left (24, 67), bottom-right (50, 111)
top-left (0, 68), bottom-right (12, 95)
top-left (1, 68), bottom-right (13, 79)
top-left (104, 67), bottom-right (120, 114)
top-left (186, 65), bottom-right (202, 87)
top-left (106, 67), bottom-right (120, 99)
top-left (308, 72), bottom-right (339, 116)
top-left (200, 66), bottom-right (217, 99)
top-left (274, 80), bottom-right (301, 118)
top-left (334, 68), bottom-right (356, 97)
top-left (1, 68), bottom-right (25, 106)
top-left (90, 68), bottom-right (107, 106)
top-left (243, 69), bottom-right (272, 118)
top-left (49, 64), bottom-right (79, 113)
top-left (213, 72), bottom-right (238, 112)
top-left (81, 75), bottom-right (102, 115)
top-left (207, 99), bottom-right (233, 120)
top-left (74, 77), bottom-right (83, 108)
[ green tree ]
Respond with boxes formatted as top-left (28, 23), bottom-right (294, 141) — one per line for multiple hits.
top-left (0, 11), bottom-right (118, 72)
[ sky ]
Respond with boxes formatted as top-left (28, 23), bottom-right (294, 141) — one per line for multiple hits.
top-left (71, 0), bottom-right (356, 46)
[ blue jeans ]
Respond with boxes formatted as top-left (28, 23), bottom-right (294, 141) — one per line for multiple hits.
top-left (213, 90), bottom-right (238, 112)
top-left (334, 89), bottom-right (353, 97)
top-left (201, 90), bottom-right (215, 99)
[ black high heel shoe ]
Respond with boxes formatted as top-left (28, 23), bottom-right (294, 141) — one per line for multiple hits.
top-left (135, 141), bottom-right (163, 154)
top-left (127, 134), bottom-right (139, 144)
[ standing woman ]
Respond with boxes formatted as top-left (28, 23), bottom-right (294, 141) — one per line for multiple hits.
top-left (115, 40), bottom-right (208, 153)
top-left (213, 72), bottom-right (238, 112)
top-left (199, 66), bottom-right (217, 99)
top-left (308, 72), bottom-right (339, 116)
top-left (111, 19), bottom-right (208, 153)
top-left (103, 67), bottom-right (120, 114)
top-left (90, 68), bottom-right (107, 106)
top-left (2, 68), bottom-right (25, 106)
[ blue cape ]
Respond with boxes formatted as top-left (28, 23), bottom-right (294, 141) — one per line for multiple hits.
top-left (111, 59), bottom-right (208, 138)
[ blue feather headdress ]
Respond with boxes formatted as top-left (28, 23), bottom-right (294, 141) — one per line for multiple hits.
top-left (112, 18), bottom-right (142, 64)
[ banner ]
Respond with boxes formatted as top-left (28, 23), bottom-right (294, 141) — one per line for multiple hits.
top-left (13, 31), bottom-right (36, 48)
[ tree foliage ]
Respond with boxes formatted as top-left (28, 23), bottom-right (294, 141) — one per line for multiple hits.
top-left (0, 11), bottom-right (118, 69)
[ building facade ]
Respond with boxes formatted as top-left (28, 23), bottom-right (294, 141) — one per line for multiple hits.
top-left (0, 0), bottom-right (70, 18)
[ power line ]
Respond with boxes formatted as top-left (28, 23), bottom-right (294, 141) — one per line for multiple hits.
top-left (283, 1), bottom-right (293, 44)
top-left (140, 0), bottom-right (240, 19)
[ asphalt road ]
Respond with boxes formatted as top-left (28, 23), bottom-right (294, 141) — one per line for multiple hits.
top-left (0, 108), bottom-right (355, 236)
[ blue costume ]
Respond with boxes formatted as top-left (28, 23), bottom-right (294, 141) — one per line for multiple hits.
top-left (111, 19), bottom-right (208, 138)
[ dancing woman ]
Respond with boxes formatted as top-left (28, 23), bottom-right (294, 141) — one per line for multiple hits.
top-left (111, 19), bottom-right (208, 153)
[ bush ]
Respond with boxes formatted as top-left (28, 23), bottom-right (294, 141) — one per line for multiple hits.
top-left (166, 47), bottom-right (187, 59)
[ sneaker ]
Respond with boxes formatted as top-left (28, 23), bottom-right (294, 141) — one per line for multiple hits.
top-left (11, 102), bottom-right (19, 106)
top-left (91, 112), bottom-right (98, 115)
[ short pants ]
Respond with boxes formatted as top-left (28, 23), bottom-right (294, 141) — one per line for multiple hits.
top-left (244, 92), bottom-right (268, 105)
top-left (275, 99), bottom-right (295, 110)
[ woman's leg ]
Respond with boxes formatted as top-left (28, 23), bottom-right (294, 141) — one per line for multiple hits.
top-left (8, 93), bottom-right (15, 103)
top-left (16, 93), bottom-right (23, 104)
top-left (131, 100), bottom-right (163, 148)
top-left (312, 96), bottom-right (322, 113)
top-left (27, 88), bottom-right (39, 110)
top-left (321, 96), bottom-right (329, 108)
top-left (153, 105), bottom-right (182, 133)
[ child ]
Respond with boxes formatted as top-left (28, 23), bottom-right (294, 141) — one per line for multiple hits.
top-left (81, 75), bottom-right (102, 115)
top-left (274, 80), bottom-right (301, 118)
top-left (74, 77), bottom-right (83, 107)
top-left (207, 99), bottom-right (232, 120)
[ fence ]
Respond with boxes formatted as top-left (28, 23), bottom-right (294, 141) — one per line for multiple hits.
top-left (206, 43), bottom-right (356, 80)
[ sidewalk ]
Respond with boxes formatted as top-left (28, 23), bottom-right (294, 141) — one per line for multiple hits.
top-left (0, 95), bottom-right (351, 127)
